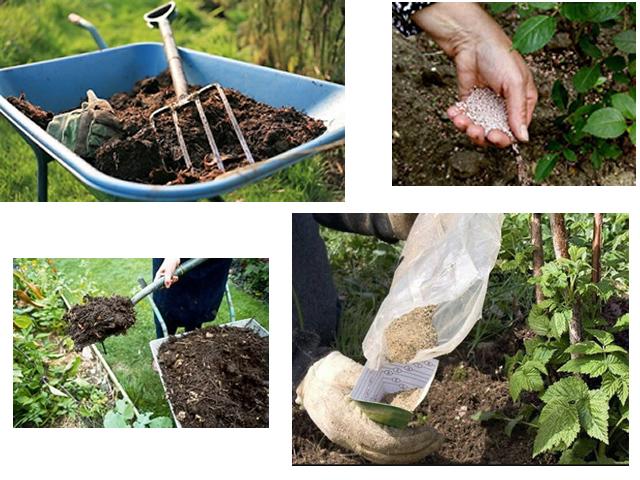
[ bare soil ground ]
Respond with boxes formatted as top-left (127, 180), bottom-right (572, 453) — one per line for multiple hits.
top-left (392, 12), bottom-right (635, 186)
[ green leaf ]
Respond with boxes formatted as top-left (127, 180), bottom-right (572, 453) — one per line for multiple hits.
top-left (561, 148), bottom-right (577, 163)
top-left (104, 411), bottom-right (129, 428)
top-left (614, 313), bottom-right (629, 329)
top-left (565, 341), bottom-right (604, 355)
top-left (611, 93), bottom-right (636, 120)
top-left (489, 3), bottom-right (514, 14)
top-left (613, 30), bottom-right (636, 53)
top-left (47, 385), bottom-right (68, 397)
top-left (541, 377), bottom-right (589, 404)
top-left (578, 36), bottom-right (602, 58)
top-left (512, 15), bottom-right (557, 54)
top-left (586, 328), bottom-right (614, 346)
top-left (534, 153), bottom-right (558, 181)
top-left (509, 362), bottom-right (545, 401)
top-left (629, 60), bottom-right (636, 76)
top-left (573, 64), bottom-right (601, 93)
top-left (558, 356), bottom-right (608, 377)
top-left (604, 55), bottom-right (626, 72)
top-left (583, 108), bottom-right (627, 138)
top-left (577, 389), bottom-right (609, 443)
top-left (559, 438), bottom-right (597, 464)
top-left (527, 309), bottom-right (550, 336)
top-left (533, 399), bottom-right (580, 457)
top-left (629, 122), bottom-right (636, 145)
top-left (550, 309), bottom-right (571, 337)
top-left (605, 353), bottom-right (628, 376)
top-left (149, 416), bottom-right (173, 428)
top-left (13, 315), bottom-right (32, 329)
top-left (533, 3), bottom-right (555, 11)
top-left (551, 80), bottom-right (569, 110)
top-left (561, 3), bottom-right (625, 22)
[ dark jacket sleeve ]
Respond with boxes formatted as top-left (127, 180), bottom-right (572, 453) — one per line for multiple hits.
top-left (313, 213), bottom-right (418, 243)
top-left (392, 2), bottom-right (432, 37)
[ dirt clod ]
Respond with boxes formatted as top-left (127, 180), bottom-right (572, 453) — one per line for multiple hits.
top-left (158, 326), bottom-right (268, 428)
top-left (65, 295), bottom-right (136, 350)
top-left (385, 305), bottom-right (438, 363)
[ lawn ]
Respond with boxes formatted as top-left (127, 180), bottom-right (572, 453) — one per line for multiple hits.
top-left (0, 0), bottom-right (343, 201)
top-left (53, 258), bottom-right (269, 419)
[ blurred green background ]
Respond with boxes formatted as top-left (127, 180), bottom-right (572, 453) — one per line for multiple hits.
top-left (0, 0), bottom-right (345, 201)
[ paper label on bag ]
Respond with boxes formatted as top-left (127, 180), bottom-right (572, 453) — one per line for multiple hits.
top-left (351, 359), bottom-right (439, 411)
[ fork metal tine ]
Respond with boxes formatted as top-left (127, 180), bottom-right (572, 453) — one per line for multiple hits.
top-left (214, 83), bottom-right (255, 164)
top-left (170, 107), bottom-right (192, 169)
top-left (194, 96), bottom-right (224, 172)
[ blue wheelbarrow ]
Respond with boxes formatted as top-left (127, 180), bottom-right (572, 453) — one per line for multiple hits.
top-left (0, 9), bottom-right (344, 201)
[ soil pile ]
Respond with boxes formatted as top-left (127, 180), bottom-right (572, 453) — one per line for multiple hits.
top-left (158, 326), bottom-right (268, 428)
top-left (65, 295), bottom-right (136, 350)
top-left (385, 305), bottom-right (438, 363)
top-left (8, 70), bottom-right (326, 185)
top-left (382, 388), bottom-right (422, 410)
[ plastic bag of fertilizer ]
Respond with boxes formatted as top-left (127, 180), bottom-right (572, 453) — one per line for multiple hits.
top-left (362, 213), bottom-right (504, 370)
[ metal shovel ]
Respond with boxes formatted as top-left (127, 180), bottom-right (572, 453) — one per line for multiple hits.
top-left (143, 2), bottom-right (255, 171)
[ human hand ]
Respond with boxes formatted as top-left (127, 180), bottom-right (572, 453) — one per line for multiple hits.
top-left (295, 351), bottom-right (442, 464)
top-left (412, 3), bottom-right (537, 148)
top-left (155, 258), bottom-right (181, 288)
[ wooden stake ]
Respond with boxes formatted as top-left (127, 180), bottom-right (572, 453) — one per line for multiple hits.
top-left (592, 213), bottom-right (603, 284)
top-left (531, 213), bottom-right (544, 304)
top-left (549, 214), bottom-right (582, 356)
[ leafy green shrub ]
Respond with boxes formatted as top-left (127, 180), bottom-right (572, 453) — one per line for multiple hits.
top-left (489, 3), bottom-right (636, 181)
top-left (103, 399), bottom-right (172, 428)
top-left (494, 215), bottom-right (629, 464)
top-left (229, 258), bottom-right (269, 300)
top-left (13, 259), bottom-right (109, 427)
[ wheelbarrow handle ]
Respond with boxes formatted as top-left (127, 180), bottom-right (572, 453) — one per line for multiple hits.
top-left (67, 13), bottom-right (108, 50)
top-left (130, 258), bottom-right (208, 305)
top-left (144, 2), bottom-right (189, 100)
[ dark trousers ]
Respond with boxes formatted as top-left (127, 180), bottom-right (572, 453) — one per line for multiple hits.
top-left (152, 258), bottom-right (232, 338)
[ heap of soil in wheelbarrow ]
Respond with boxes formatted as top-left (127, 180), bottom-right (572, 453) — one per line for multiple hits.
top-left (8, 70), bottom-right (326, 185)
top-left (65, 295), bottom-right (136, 350)
top-left (158, 326), bottom-right (268, 428)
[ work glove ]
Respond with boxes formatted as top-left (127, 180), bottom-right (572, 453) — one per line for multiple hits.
top-left (313, 214), bottom-right (418, 242)
top-left (47, 89), bottom-right (122, 158)
top-left (295, 351), bottom-right (443, 464)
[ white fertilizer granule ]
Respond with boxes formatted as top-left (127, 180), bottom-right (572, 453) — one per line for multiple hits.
top-left (455, 87), bottom-right (530, 185)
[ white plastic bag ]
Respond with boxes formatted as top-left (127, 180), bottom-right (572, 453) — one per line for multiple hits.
top-left (363, 213), bottom-right (504, 370)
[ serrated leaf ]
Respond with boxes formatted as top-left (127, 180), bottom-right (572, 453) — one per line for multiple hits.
top-left (533, 399), bottom-right (580, 457)
top-left (611, 93), bottom-right (636, 120)
top-left (603, 344), bottom-right (627, 353)
top-left (583, 108), bottom-right (627, 138)
top-left (616, 376), bottom-right (629, 405)
top-left (534, 153), bottom-right (558, 182)
top-left (559, 438), bottom-right (597, 464)
top-left (565, 341), bottom-right (603, 355)
top-left (613, 30), bottom-right (636, 53)
top-left (550, 309), bottom-right (571, 338)
top-left (531, 346), bottom-right (555, 365)
top-left (586, 328), bottom-right (614, 346)
top-left (527, 309), bottom-right (550, 336)
top-left (629, 122), bottom-right (636, 145)
top-left (513, 15), bottom-right (557, 54)
top-left (551, 80), bottom-right (569, 110)
top-left (542, 376), bottom-right (589, 404)
top-left (605, 353), bottom-right (628, 376)
top-left (599, 372), bottom-right (618, 399)
top-left (558, 357), bottom-right (608, 377)
top-left (577, 390), bottom-right (609, 443)
top-left (614, 313), bottom-right (629, 329)
top-left (509, 363), bottom-right (545, 401)
top-left (573, 64), bottom-right (601, 93)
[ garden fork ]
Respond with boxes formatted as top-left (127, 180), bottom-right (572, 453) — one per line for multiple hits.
top-left (144, 2), bottom-right (255, 171)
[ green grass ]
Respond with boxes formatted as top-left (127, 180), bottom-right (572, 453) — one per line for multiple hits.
top-left (52, 258), bottom-right (269, 420)
top-left (0, 0), bottom-right (343, 201)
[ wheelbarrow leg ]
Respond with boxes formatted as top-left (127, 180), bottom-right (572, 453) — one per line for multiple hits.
top-left (34, 149), bottom-right (51, 202)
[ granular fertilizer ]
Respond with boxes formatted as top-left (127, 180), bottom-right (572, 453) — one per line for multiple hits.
top-left (382, 388), bottom-right (423, 411)
top-left (455, 87), bottom-right (529, 185)
top-left (385, 305), bottom-right (438, 363)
